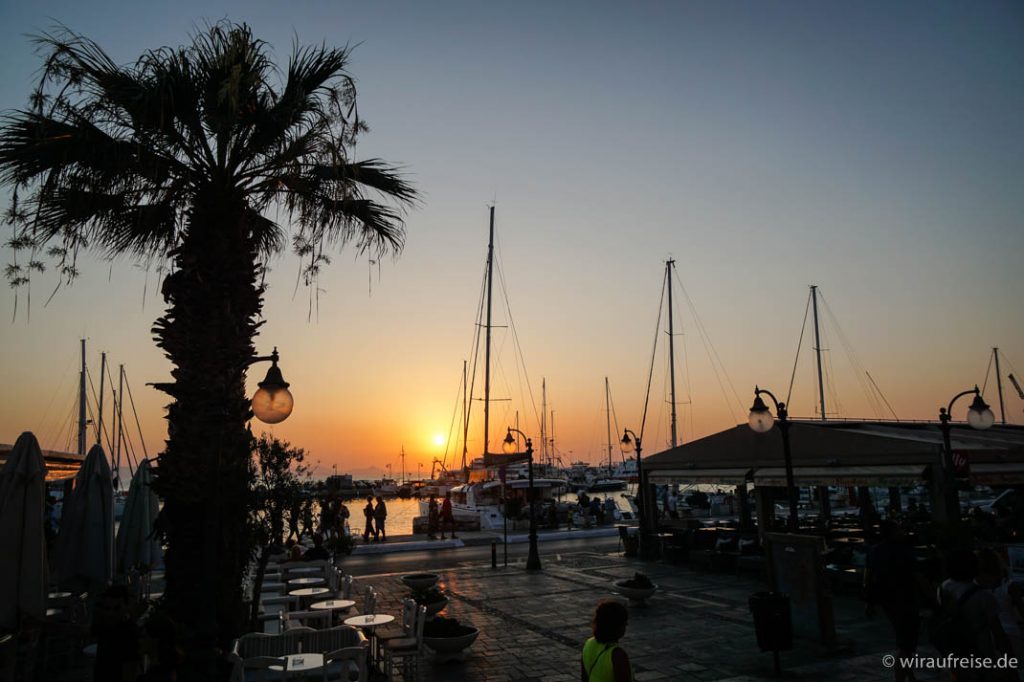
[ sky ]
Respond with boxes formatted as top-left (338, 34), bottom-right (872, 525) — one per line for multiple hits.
top-left (0, 1), bottom-right (1022, 479)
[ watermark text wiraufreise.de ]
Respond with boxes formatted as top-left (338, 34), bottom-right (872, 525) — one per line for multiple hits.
top-left (882, 654), bottom-right (1019, 671)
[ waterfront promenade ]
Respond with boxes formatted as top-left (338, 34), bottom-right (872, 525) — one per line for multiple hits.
top-left (46, 535), bottom-right (946, 681)
top-left (349, 541), bottom-right (943, 682)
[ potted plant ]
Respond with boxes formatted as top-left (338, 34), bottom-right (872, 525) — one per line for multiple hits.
top-left (422, 615), bottom-right (480, 662)
top-left (413, 586), bottom-right (449, 619)
top-left (613, 572), bottom-right (658, 604)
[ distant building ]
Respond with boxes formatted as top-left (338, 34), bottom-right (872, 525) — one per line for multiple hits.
top-left (0, 442), bottom-right (84, 483)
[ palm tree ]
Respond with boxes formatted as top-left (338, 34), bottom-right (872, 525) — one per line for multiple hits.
top-left (0, 23), bottom-right (416, 675)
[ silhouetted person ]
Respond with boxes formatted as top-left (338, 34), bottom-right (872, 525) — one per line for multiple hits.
top-left (441, 492), bottom-right (457, 539)
top-left (287, 500), bottom-right (301, 543)
top-left (864, 521), bottom-right (920, 681)
top-left (427, 496), bottom-right (440, 539)
top-left (303, 533), bottom-right (330, 561)
top-left (373, 496), bottom-right (388, 541)
top-left (362, 495), bottom-right (375, 542)
top-left (581, 599), bottom-right (633, 682)
top-left (938, 549), bottom-right (1011, 680)
top-left (977, 548), bottom-right (1024, 661)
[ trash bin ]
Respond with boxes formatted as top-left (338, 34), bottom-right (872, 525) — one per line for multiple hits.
top-left (748, 592), bottom-right (793, 653)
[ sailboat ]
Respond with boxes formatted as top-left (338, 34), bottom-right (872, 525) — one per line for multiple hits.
top-left (425, 207), bottom-right (567, 531)
top-left (589, 378), bottom-right (626, 492)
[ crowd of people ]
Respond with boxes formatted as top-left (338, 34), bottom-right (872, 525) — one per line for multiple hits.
top-left (865, 521), bottom-right (1024, 681)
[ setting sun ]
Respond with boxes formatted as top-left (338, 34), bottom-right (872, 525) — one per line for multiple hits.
top-left (433, 433), bottom-right (446, 447)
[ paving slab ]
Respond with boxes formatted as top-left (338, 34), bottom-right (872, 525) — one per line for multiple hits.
top-left (346, 549), bottom-right (948, 681)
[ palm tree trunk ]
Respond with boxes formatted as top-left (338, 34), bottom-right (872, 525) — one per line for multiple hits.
top-left (151, 192), bottom-right (263, 678)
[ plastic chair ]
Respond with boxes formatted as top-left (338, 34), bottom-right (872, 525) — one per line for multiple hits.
top-left (376, 598), bottom-right (416, 644)
top-left (305, 626), bottom-right (368, 682)
top-left (383, 605), bottom-right (425, 681)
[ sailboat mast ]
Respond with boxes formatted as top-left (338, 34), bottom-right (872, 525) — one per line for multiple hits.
top-left (115, 364), bottom-right (125, 488)
top-left (483, 206), bottom-right (495, 458)
top-left (994, 347), bottom-right (1007, 424)
top-left (462, 359), bottom-right (469, 478)
top-left (401, 446), bottom-right (406, 484)
top-left (811, 285), bottom-right (827, 421)
top-left (666, 260), bottom-right (679, 448)
top-left (605, 377), bottom-right (613, 476)
top-left (541, 379), bottom-right (547, 466)
top-left (78, 339), bottom-right (87, 456)
top-left (97, 351), bottom-right (107, 445)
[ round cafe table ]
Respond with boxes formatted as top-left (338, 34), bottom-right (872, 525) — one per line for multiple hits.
top-left (344, 614), bottom-right (395, 671)
top-left (311, 598), bottom-right (355, 625)
top-left (344, 613), bottom-right (395, 629)
top-left (288, 576), bottom-right (325, 586)
top-left (269, 652), bottom-right (324, 674)
top-left (289, 586), bottom-right (331, 609)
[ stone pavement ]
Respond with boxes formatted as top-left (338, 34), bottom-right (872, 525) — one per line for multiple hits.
top-left (353, 549), bottom-right (946, 682)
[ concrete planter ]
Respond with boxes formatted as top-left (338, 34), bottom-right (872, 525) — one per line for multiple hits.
top-left (424, 627), bottom-right (480, 663)
top-left (421, 595), bottom-right (449, 619)
top-left (401, 573), bottom-right (439, 592)
top-left (613, 579), bottom-right (658, 605)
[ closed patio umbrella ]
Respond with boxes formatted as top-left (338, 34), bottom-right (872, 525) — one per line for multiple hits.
top-left (0, 431), bottom-right (48, 630)
top-left (115, 458), bottom-right (161, 575)
top-left (55, 444), bottom-right (114, 587)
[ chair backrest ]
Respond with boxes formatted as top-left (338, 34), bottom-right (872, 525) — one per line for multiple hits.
top-left (323, 633), bottom-right (369, 682)
top-left (282, 625), bottom-right (314, 654)
top-left (281, 560), bottom-right (328, 580)
top-left (287, 610), bottom-right (331, 630)
top-left (362, 587), bottom-right (376, 615)
top-left (241, 655), bottom-right (288, 682)
top-left (411, 605), bottom-right (427, 650)
top-left (236, 632), bottom-right (287, 658)
top-left (302, 624), bottom-right (365, 655)
top-left (400, 598), bottom-right (417, 635)
top-left (340, 575), bottom-right (354, 600)
top-left (262, 595), bottom-right (299, 613)
top-left (327, 567), bottom-right (340, 592)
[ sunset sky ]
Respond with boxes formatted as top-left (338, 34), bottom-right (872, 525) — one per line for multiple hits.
top-left (1, 1), bottom-right (1022, 479)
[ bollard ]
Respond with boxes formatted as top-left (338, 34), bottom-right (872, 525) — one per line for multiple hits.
top-left (491, 540), bottom-right (497, 568)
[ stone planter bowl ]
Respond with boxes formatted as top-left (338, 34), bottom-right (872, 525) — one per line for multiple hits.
top-left (421, 596), bottom-right (449, 619)
top-left (401, 573), bottom-right (440, 592)
top-left (613, 579), bottom-right (658, 604)
top-left (424, 627), bottom-right (480, 663)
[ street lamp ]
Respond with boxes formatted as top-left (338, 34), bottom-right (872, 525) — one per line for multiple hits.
top-left (250, 347), bottom-right (294, 424)
top-left (938, 386), bottom-right (994, 527)
top-left (620, 428), bottom-right (655, 557)
top-left (748, 387), bottom-right (799, 532)
top-left (503, 427), bottom-right (541, 571)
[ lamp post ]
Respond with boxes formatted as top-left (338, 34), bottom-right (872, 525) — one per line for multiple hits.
top-left (620, 428), bottom-right (654, 557)
top-left (250, 347), bottom-right (294, 424)
top-left (503, 427), bottom-right (541, 570)
top-left (748, 387), bottom-right (799, 532)
top-left (938, 386), bottom-right (994, 527)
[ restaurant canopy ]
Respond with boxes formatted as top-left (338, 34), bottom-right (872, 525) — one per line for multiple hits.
top-left (642, 421), bottom-right (1024, 487)
top-left (0, 442), bottom-right (84, 483)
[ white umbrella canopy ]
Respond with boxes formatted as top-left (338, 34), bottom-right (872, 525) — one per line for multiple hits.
top-left (55, 444), bottom-right (114, 587)
top-left (115, 458), bottom-right (162, 574)
top-left (0, 431), bottom-right (49, 631)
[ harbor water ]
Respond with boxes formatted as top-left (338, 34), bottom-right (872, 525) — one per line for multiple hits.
top-left (340, 487), bottom-right (637, 537)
